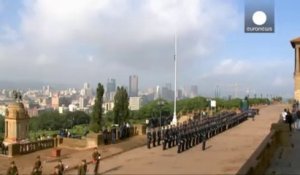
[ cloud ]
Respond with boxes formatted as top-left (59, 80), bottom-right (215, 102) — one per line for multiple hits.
top-left (0, 25), bottom-right (18, 41)
top-left (88, 55), bottom-right (94, 62)
top-left (212, 59), bottom-right (250, 75)
top-left (198, 57), bottom-right (293, 98)
top-left (0, 0), bottom-right (240, 88)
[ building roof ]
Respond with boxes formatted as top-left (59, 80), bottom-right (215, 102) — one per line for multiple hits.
top-left (291, 37), bottom-right (300, 48)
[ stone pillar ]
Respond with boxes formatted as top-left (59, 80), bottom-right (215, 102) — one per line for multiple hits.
top-left (291, 38), bottom-right (300, 101)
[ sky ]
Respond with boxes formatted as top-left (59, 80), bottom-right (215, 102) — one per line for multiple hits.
top-left (0, 0), bottom-right (299, 98)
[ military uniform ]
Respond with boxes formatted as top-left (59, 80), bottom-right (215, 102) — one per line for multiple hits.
top-left (55, 161), bottom-right (64, 175)
top-left (78, 160), bottom-right (87, 175)
top-left (147, 130), bottom-right (152, 149)
top-left (157, 128), bottom-right (161, 146)
top-left (32, 157), bottom-right (42, 175)
top-left (152, 129), bottom-right (156, 147)
top-left (7, 161), bottom-right (18, 175)
top-left (92, 149), bottom-right (101, 175)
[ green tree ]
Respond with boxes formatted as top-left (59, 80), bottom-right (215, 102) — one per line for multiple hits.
top-left (90, 83), bottom-right (105, 133)
top-left (113, 86), bottom-right (129, 125)
top-left (0, 114), bottom-right (4, 133)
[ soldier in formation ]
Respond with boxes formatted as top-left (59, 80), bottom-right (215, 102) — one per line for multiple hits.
top-left (147, 129), bottom-right (152, 149)
top-left (153, 111), bottom-right (250, 154)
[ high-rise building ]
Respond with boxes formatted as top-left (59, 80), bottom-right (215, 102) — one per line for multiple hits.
top-left (79, 96), bottom-right (88, 109)
top-left (106, 78), bottom-right (116, 101)
top-left (81, 82), bottom-right (93, 97)
top-left (129, 75), bottom-right (138, 97)
top-left (107, 78), bottom-right (116, 93)
top-left (190, 85), bottom-right (198, 98)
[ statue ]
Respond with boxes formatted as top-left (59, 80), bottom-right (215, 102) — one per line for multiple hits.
top-left (12, 90), bottom-right (22, 102)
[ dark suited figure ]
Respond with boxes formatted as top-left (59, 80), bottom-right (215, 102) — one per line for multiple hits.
top-left (147, 130), bottom-right (152, 149)
top-left (286, 111), bottom-right (293, 132)
top-left (157, 128), bottom-right (161, 146)
top-left (7, 161), bottom-right (18, 175)
top-left (152, 129), bottom-right (157, 147)
top-left (78, 160), bottom-right (87, 175)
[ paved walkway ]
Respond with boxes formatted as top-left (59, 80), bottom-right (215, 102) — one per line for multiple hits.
top-left (266, 124), bottom-right (300, 174)
top-left (0, 135), bottom-right (146, 174)
top-left (67, 104), bottom-right (286, 175)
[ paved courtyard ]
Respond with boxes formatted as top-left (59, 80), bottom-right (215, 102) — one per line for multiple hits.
top-left (66, 104), bottom-right (286, 175)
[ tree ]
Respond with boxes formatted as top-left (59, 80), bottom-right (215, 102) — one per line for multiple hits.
top-left (0, 115), bottom-right (4, 133)
top-left (89, 83), bottom-right (104, 133)
top-left (113, 86), bottom-right (129, 125)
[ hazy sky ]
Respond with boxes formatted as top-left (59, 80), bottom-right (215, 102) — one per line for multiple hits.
top-left (0, 0), bottom-right (299, 98)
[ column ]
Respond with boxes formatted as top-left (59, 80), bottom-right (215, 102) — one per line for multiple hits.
top-left (297, 47), bottom-right (300, 73)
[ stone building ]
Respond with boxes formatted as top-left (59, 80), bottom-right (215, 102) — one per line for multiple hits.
top-left (4, 101), bottom-right (30, 143)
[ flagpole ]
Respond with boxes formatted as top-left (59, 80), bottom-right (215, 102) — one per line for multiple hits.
top-left (172, 32), bottom-right (177, 126)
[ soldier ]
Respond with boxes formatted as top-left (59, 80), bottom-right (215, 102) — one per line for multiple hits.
top-left (92, 147), bottom-right (101, 175)
top-left (162, 127), bottom-right (168, 150)
top-left (177, 130), bottom-right (183, 153)
top-left (152, 129), bottom-right (156, 147)
top-left (32, 155), bottom-right (42, 175)
top-left (168, 126), bottom-right (172, 148)
top-left (147, 129), bottom-right (152, 149)
top-left (157, 127), bottom-right (162, 146)
top-left (7, 161), bottom-right (18, 175)
top-left (54, 159), bottom-right (64, 175)
top-left (52, 167), bottom-right (60, 175)
top-left (202, 130), bottom-right (207, 151)
top-left (78, 160), bottom-right (87, 175)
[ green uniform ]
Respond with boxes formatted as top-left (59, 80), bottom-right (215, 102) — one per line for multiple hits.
top-left (78, 164), bottom-right (87, 175)
top-left (6, 166), bottom-right (18, 175)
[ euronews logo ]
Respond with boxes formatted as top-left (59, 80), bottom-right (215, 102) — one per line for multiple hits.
top-left (245, 0), bottom-right (274, 33)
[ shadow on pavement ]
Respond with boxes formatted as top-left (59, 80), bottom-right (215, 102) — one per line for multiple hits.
top-left (100, 165), bottom-right (123, 174)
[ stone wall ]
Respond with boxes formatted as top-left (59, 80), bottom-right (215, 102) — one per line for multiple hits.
top-left (237, 123), bottom-right (289, 175)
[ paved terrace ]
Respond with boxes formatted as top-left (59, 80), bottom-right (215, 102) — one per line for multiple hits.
top-left (67, 104), bottom-right (285, 175)
top-left (0, 104), bottom-right (286, 174)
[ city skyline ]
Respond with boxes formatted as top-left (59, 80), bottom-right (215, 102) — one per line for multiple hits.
top-left (0, 0), bottom-right (299, 98)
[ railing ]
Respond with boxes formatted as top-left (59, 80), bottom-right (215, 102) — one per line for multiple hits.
top-left (8, 139), bottom-right (55, 156)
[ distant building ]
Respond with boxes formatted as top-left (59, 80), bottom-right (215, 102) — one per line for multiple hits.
top-left (103, 101), bottom-right (114, 114)
top-left (51, 93), bottom-right (60, 110)
top-left (129, 75), bottom-right (138, 97)
top-left (106, 78), bottom-right (116, 101)
top-left (79, 96), bottom-right (88, 109)
top-left (161, 86), bottom-right (174, 101)
top-left (81, 82), bottom-right (93, 97)
top-left (183, 85), bottom-right (198, 98)
top-left (68, 104), bottom-right (78, 112)
top-left (177, 89), bottom-right (183, 100)
top-left (190, 85), bottom-right (198, 98)
top-left (129, 97), bottom-right (143, 110)
top-left (58, 106), bottom-right (69, 114)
